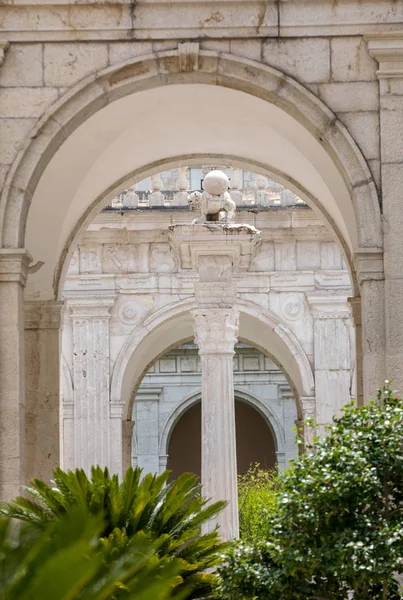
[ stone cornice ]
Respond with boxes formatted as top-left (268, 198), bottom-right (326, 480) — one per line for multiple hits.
top-left (0, 249), bottom-right (32, 286)
top-left (24, 300), bottom-right (63, 329)
top-left (0, 40), bottom-right (9, 66)
top-left (306, 293), bottom-right (351, 319)
top-left (365, 32), bottom-right (403, 79)
top-left (1, 2), bottom-right (403, 42)
top-left (66, 295), bottom-right (115, 319)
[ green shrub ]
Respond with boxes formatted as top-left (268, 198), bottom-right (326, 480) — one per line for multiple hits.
top-left (217, 384), bottom-right (403, 599)
top-left (0, 467), bottom-right (227, 599)
top-left (238, 464), bottom-right (279, 543)
top-left (0, 509), bottom-right (190, 600)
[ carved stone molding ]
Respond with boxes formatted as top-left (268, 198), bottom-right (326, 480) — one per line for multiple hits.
top-left (0, 249), bottom-right (32, 286)
top-left (354, 250), bottom-right (384, 283)
top-left (307, 294), bottom-right (351, 320)
top-left (192, 308), bottom-right (239, 355)
top-left (24, 301), bottom-right (63, 330)
top-left (365, 32), bottom-right (403, 79)
top-left (178, 42), bottom-right (199, 72)
top-left (67, 295), bottom-right (115, 319)
top-left (0, 40), bottom-right (9, 67)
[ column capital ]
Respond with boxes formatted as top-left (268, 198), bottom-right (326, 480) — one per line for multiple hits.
top-left (365, 32), bottom-right (403, 79)
top-left (0, 249), bottom-right (32, 286)
top-left (354, 249), bottom-right (384, 284)
top-left (306, 293), bottom-right (351, 319)
top-left (192, 307), bottom-right (239, 355)
top-left (66, 295), bottom-right (115, 319)
top-left (24, 300), bottom-right (63, 330)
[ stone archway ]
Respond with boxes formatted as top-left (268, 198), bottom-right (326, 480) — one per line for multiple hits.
top-left (109, 297), bottom-right (314, 475)
top-left (0, 49), bottom-right (384, 498)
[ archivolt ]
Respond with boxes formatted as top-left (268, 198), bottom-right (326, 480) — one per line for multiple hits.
top-left (0, 49), bottom-right (381, 264)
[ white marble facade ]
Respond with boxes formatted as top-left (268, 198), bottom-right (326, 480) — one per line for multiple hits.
top-left (60, 174), bottom-right (355, 477)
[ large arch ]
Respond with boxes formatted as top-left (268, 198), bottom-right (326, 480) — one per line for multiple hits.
top-left (110, 297), bottom-right (315, 421)
top-left (0, 50), bottom-right (382, 301)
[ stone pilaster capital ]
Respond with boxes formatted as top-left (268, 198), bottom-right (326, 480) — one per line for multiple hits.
top-left (354, 249), bottom-right (384, 284)
top-left (192, 307), bottom-right (239, 355)
top-left (365, 32), bottom-right (403, 79)
top-left (66, 295), bottom-right (115, 319)
top-left (0, 249), bottom-right (32, 286)
top-left (24, 300), bottom-right (63, 330)
top-left (306, 293), bottom-right (351, 320)
top-left (110, 402), bottom-right (125, 419)
top-left (348, 296), bottom-right (362, 327)
top-left (0, 40), bottom-right (9, 67)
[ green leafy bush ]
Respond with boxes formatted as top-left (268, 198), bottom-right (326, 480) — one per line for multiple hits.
top-left (238, 464), bottom-right (279, 543)
top-left (0, 467), bottom-right (227, 599)
top-left (217, 384), bottom-right (403, 599)
top-left (0, 509), bottom-right (190, 600)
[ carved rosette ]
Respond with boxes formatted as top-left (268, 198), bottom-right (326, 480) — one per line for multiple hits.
top-left (192, 308), bottom-right (239, 355)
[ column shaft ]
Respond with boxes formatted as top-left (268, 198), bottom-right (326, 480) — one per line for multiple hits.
top-left (193, 307), bottom-right (239, 540)
top-left (200, 353), bottom-right (238, 538)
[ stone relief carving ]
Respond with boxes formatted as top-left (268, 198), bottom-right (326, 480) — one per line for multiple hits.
top-left (150, 244), bottom-right (176, 273)
top-left (250, 242), bottom-right (275, 272)
top-left (79, 246), bottom-right (102, 274)
top-left (281, 294), bottom-right (305, 321)
top-left (112, 295), bottom-right (154, 333)
top-left (102, 244), bottom-right (139, 274)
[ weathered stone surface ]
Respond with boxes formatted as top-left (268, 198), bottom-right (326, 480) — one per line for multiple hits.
top-left (0, 88), bottom-right (59, 118)
top-left (43, 43), bottom-right (109, 87)
top-left (0, 118), bottom-right (36, 164)
top-left (318, 81), bottom-right (378, 113)
top-left (330, 36), bottom-right (377, 82)
top-left (0, 43), bottom-right (43, 87)
top-left (262, 38), bottom-right (331, 83)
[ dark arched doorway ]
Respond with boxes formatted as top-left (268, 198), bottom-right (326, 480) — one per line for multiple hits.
top-left (167, 399), bottom-right (276, 480)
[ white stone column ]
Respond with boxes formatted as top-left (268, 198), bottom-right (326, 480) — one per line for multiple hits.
top-left (67, 296), bottom-right (115, 473)
top-left (192, 308), bottom-right (239, 540)
top-left (0, 249), bottom-right (31, 500)
top-left (307, 295), bottom-right (352, 429)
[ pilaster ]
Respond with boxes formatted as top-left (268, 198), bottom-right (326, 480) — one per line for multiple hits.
top-left (24, 300), bottom-right (63, 483)
top-left (67, 295), bottom-right (116, 473)
top-left (133, 387), bottom-right (162, 475)
top-left (307, 294), bottom-right (352, 428)
top-left (366, 32), bottom-right (403, 394)
top-left (0, 249), bottom-right (31, 500)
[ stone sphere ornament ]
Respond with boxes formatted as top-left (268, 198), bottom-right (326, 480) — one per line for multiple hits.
top-left (188, 169), bottom-right (236, 223)
top-left (202, 170), bottom-right (230, 196)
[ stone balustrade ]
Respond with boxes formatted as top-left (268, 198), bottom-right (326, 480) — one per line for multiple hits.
top-left (106, 167), bottom-right (306, 211)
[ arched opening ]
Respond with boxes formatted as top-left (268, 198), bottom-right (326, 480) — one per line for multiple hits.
top-left (167, 399), bottom-right (277, 481)
top-left (0, 51), bottom-right (381, 495)
top-left (130, 339), bottom-right (297, 479)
